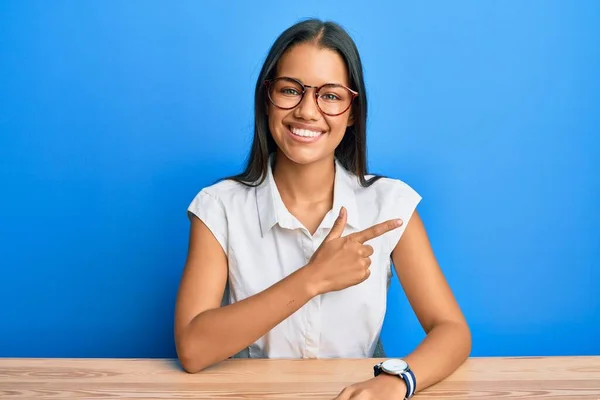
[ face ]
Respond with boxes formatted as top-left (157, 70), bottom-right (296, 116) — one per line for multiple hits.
top-left (267, 43), bottom-right (354, 166)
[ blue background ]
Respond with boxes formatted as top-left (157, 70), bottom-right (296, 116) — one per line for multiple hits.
top-left (1, 1), bottom-right (598, 358)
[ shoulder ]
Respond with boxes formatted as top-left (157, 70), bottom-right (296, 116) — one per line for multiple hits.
top-left (190, 178), bottom-right (255, 207)
top-left (351, 173), bottom-right (423, 249)
top-left (353, 174), bottom-right (422, 207)
top-left (187, 178), bottom-right (258, 223)
top-left (186, 178), bottom-right (256, 253)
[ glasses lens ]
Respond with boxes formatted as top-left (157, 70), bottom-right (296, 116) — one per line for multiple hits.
top-left (269, 78), bottom-right (304, 109)
top-left (317, 84), bottom-right (353, 115)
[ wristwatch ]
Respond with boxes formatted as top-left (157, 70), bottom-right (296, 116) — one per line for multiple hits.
top-left (373, 359), bottom-right (416, 399)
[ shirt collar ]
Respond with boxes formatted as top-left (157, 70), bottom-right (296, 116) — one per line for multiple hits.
top-left (256, 154), bottom-right (361, 236)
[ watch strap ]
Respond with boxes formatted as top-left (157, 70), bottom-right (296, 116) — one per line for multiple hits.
top-left (402, 368), bottom-right (416, 399)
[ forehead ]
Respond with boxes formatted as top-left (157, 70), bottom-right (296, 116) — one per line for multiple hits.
top-left (276, 42), bottom-right (349, 86)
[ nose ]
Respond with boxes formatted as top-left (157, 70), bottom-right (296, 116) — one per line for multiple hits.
top-left (293, 86), bottom-right (320, 121)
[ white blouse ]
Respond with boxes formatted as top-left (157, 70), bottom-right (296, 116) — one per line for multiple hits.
top-left (187, 157), bottom-right (421, 359)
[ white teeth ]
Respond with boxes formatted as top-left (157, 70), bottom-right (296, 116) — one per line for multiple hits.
top-left (290, 126), bottom-right (322, 138)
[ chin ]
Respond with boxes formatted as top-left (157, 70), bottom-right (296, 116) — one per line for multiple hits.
top-left (278, 148), bottom-right (326, 165)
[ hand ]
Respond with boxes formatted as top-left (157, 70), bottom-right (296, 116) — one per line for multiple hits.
top-left (333, 374), bottom-right (407, 399)
top-left (306, 207), bottom-right (403, 295)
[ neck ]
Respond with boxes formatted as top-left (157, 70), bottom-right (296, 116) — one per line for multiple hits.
top-left (272, 151), bottom-right (336, 206)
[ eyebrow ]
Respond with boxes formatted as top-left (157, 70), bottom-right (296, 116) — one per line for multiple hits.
top-left (278, 76), bottom-right (348, 87)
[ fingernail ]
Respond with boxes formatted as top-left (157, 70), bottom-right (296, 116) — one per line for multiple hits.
top-left (394, 219), bottom-right (403, 227)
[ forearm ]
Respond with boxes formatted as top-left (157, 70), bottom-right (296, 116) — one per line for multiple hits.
top-left (177, 265), bottom-right (316, 373)
top-left (404, 321), bottom-right (471, 392)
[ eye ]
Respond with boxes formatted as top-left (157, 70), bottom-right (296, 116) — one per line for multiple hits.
top-left (319, 93), bottom-right (341, 102)
top-left (280, 87), bottom-right (301, 96)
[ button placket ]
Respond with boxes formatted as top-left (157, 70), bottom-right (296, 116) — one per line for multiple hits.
top-left (302, 232), bottom-right (321, 358)
top-left (299, 233), bottom-right (311, 357)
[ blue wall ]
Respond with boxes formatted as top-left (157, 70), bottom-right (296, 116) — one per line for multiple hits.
top-left (1, 1), bottom-right (598, 358)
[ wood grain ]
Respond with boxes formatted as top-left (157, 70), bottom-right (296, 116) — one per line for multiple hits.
top-left (0, 357), bottom-right (598, 399)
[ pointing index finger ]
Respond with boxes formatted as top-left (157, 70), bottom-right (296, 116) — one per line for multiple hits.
top-left (351, 219), bottom-right (403, 243)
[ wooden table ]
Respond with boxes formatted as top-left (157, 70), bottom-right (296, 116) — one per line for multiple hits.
top-left (1, 356), bottom-right (599, 399)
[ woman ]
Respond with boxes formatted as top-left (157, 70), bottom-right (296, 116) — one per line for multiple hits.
top-left (175, 19), bottom-right (471, 399)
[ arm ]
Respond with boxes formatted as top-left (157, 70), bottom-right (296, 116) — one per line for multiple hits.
top-left (393, 210), bottom-right (471, 392)
top-left (174, 216), bottom-right (317, 373)
top-left (333, 211), bottom-right (471, 400)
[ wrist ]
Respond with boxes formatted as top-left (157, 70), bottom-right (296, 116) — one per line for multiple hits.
top-left (375, 373), bottom-right (407, 393)
top-left (297, 262), bottom-right (322, 298)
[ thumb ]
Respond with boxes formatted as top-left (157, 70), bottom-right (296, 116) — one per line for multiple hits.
top-left (324, 206), bottom-right (347, 241)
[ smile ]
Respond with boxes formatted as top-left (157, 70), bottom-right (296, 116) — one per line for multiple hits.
top-left (287, 125), bottom-right (325, 143)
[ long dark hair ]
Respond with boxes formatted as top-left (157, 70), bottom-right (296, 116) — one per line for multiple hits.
top-left (227, 19), bottom-right (382, 187)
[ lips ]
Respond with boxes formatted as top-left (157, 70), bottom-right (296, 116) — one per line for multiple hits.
top-left (289, 125), bottom-right (322, 137)
top-left (285, 124), bottom-right (325, 143)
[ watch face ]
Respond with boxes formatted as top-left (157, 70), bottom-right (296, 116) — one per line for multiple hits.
top-left (382, 359), bottom-right (408, 373)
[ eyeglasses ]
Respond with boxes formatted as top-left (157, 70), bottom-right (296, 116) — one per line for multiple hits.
top-left (265, 77), bottom-right (358, 116)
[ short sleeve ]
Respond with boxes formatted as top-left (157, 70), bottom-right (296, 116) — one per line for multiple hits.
top-left (385, 180), bottom-right (422, 251)
top-left (187, 190), bottom-right (229, 255)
